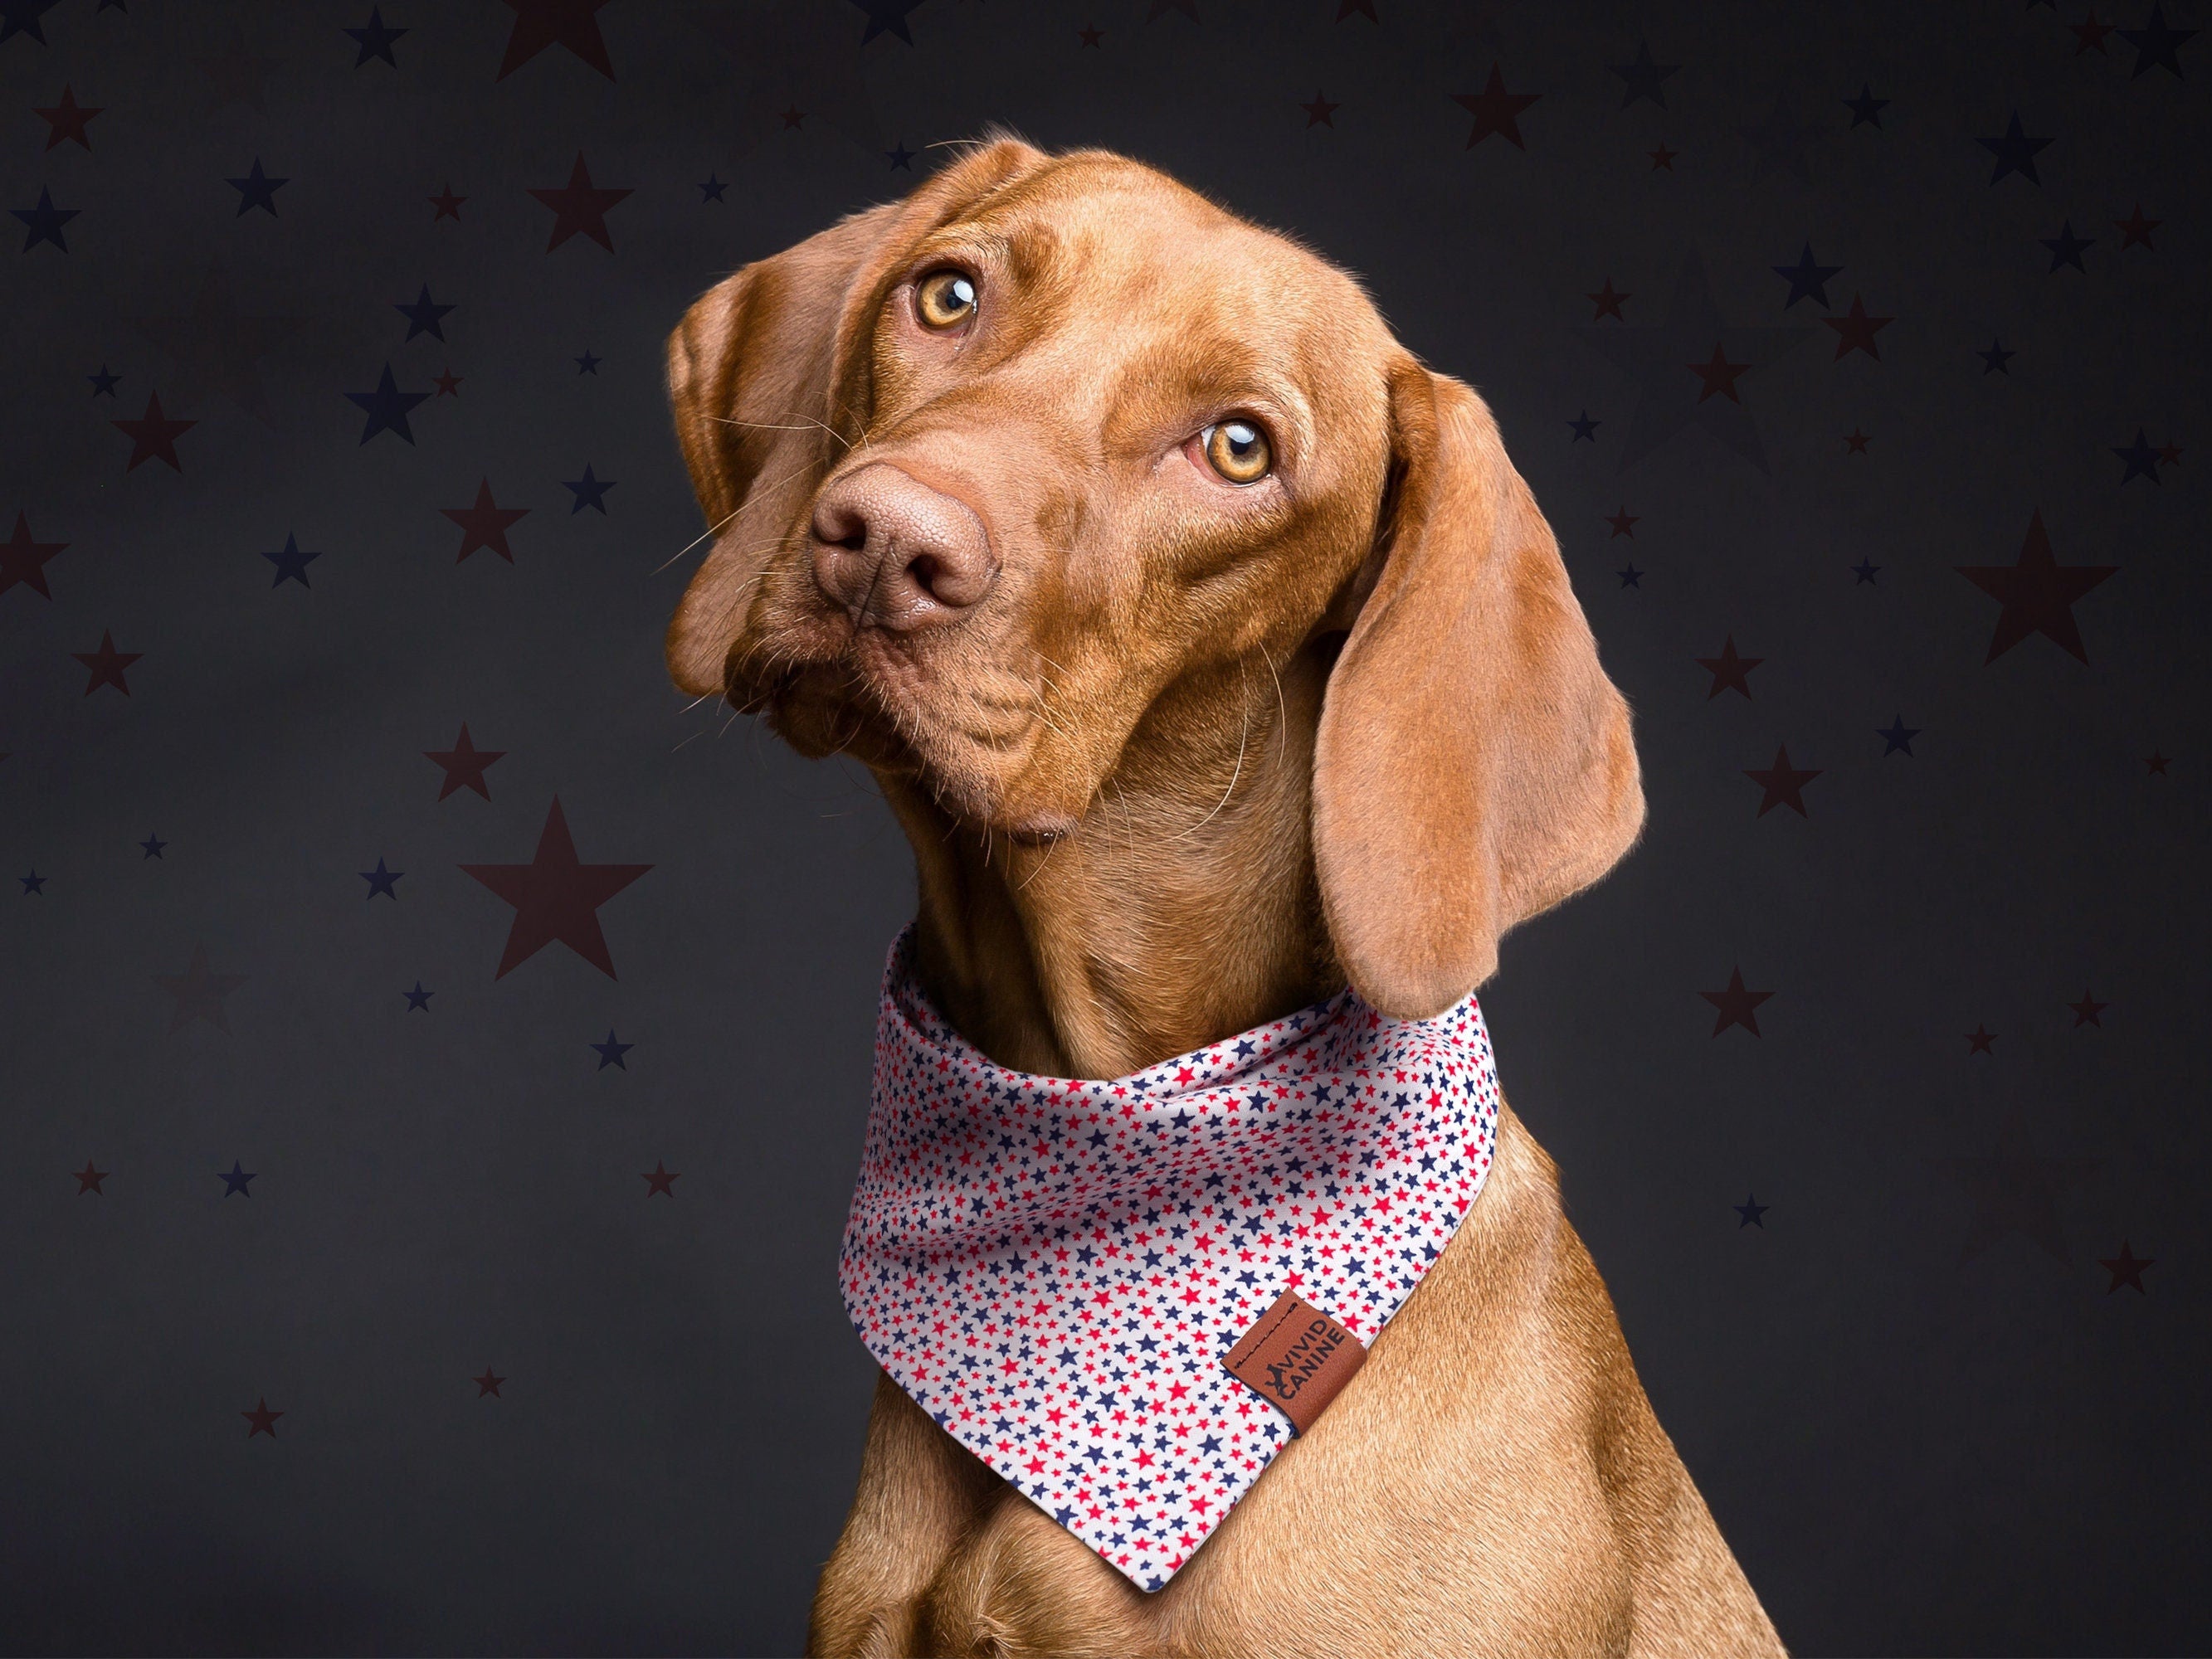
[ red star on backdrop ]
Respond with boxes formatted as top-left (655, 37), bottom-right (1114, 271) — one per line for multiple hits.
top-left (1822, 293), bottom-right (1893, 359)
top-left (460, 796), bottom-right (651, 979)
top-left (2112, 203), bottom-right (2161, 250)
top-left (1967, 1025), bottom-right (1997, 1054)
top-left (241, 1399), bottom-right (284, 1437)
top-left (496, 0), bottom-right (615, 80)
top-left (153, 942), bottom-right (247, 1033)
top-left (1586, 277), bottom-right (1630, 320)
top-left (73, 629), bottom-right (140, 695)
top-left (1956, 508), bottom-right (2117, 664)
top-left (74, 1161), bottom-right (109, 1194)
top-left (2069, 990), bottom-right (2108, 1026)
top-left (2073, 12), bottom-right (2118, 50)
top-left (529, 153), bottom-right (631, 251)
top-left (425, 722), bottom-right (506, 800)
top-left (1690, 343), bottom-right (1751, 401)
top-left (1697, 635), bottom-right (1761, 699)
top-left (2099, 1242), bottom-right (2152, 1293)
top-left (2, 511), bottom-right (68, 599)
top-left (1701, 966), bottom-right (1772, 1035)
top-left (32, 85), bottom-right (102, 150)
top-left (642, 1161), bottom-right (681, 1197)
top-left (1937, 1112), bottom-right (2102, 1266)
top-left (1744, 744), bottom-right (1820, 815)
top-left (1452, 66), bottom-right (1540, 148)
top-left (112, 392), bottom-right (195, 471)
top-left (441, 479), bottom-right (530, 562)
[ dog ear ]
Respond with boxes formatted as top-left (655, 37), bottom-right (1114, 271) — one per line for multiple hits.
top-left (664, 135), bottom-right (1050, 698)
top-left (1310, 356), bottom-right (1644, 1019)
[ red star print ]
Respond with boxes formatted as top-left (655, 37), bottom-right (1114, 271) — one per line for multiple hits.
top-left (1, 511), bottom-right (68, 599)
top-left (1586, 278), bottom-right (1630, 320)
top-left (32, 85), bottom-right (102, 150)
top-left (424, 722), bottom-right (507, 800)
top-left (459, 795), bottom-right (652, 979)
top-left (1701, 967), bottom-right (1772, 1036)
top-left (1743, 744), bottom-right (1821, 816)
top-left (112, 392), bottom-right (195, 471)
top-left (73, 629), bottom-right (141, 695)
top-left (1689, 343), bottom-right (1750, 402)
top-left (1822, 293), bottom-right (1893, 359)
top-left (495, 0), bottom-right (615, 80)
top-left (529, 152), bottom-right (631, 251)
top-left (1697, 635), bottom-right (1762, 700)
top-left (1956, 508), bottom-right (2117, 664)
top-left (2098, 1241), bottom-right (2152, 1293)
top-left (2112, 203), bottom-right (2161, 250)
top-left (1451, 66), bottom-right (1541, 148)
top-left (441, 479), bottom-right (531, 562)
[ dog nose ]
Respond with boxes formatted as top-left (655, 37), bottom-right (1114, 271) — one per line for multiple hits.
top-left (809, 462), bottom-right (996, 631)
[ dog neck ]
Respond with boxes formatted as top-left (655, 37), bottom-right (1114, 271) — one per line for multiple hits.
top-left (872, 637), bottom-right (1351, 1080)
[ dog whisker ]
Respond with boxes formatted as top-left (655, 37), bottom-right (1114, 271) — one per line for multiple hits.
top-left (1259, 644), bottom-right (1289, 768)
top-left (710, 413), bottom-right (855, 453)
top-left (650, 502), bottom-right (746, 575)
top-left (1168, 654), bottom-right (1249, 842)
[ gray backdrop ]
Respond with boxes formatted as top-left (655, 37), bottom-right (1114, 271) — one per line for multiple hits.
top-left (2, 0), bottom-right (2204, 1652)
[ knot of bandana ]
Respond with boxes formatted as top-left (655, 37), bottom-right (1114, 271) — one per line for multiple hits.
top-left (838, 922), bottom-right (1501, 1592)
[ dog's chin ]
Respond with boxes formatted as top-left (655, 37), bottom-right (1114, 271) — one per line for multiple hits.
top-left (755, 661), bottom-right (899, 766)
top-left (756, 664), bottom-right (1079, 846)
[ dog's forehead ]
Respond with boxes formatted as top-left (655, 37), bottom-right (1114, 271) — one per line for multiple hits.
top-left (923, 155), bottom-right (1392, 441)
top-left (953, 158), bottom-right (1371, 333)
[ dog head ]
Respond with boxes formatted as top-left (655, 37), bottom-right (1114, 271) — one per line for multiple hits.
top-left (665, 133), bottom-right (1642, 1018)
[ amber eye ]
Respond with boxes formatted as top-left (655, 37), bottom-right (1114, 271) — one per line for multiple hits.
top-left (1202, 419), bottom-right (1272, 484)
top-left (914, 269), bottom-right (977, 330)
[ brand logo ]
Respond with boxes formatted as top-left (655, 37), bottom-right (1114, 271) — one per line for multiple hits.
top-left (1262, 1317), bottom-right (1346, 1402)
top-left (1224, 1289), bottom-right (1368, 1435)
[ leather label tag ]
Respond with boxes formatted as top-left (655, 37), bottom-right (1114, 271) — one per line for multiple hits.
top-left (1222, 1289), bottom-right (1367, 1435)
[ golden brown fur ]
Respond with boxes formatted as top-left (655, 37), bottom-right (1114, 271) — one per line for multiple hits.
top-left (663, 132), bottom-right (1786, 1657)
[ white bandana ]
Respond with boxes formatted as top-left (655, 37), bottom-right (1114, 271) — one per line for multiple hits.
top-left (838, 922), bottom-right (1501, 1591)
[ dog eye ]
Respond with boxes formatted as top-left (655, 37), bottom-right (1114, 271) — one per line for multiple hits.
top-left (914, 269), bottom-right (977, 330)
top-left (1201, 419), bottom-right (1271, 484)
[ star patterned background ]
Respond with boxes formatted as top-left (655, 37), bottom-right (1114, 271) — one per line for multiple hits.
top-left (1, 0), bottom-right (2204, 1652)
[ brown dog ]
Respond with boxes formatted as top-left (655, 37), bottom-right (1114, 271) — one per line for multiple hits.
top-left (662, 134), bottom-right (1786, 1658)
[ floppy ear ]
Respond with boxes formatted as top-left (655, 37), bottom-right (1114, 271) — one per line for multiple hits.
top-left (1311, 357), bottom-right (1645, 1019)
top-left (663, 136), bottom-right (1050, 698)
